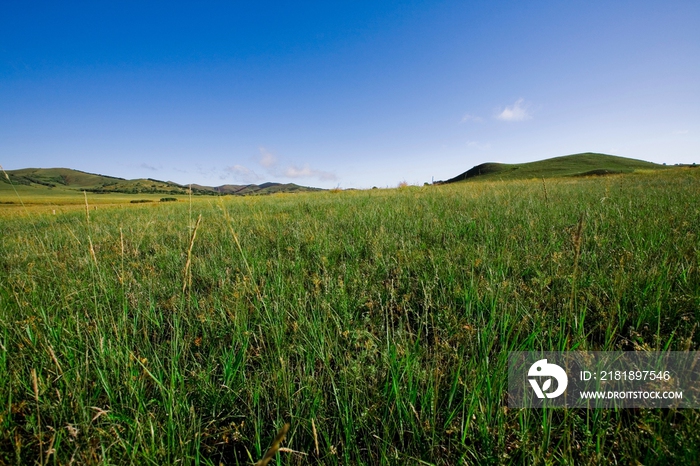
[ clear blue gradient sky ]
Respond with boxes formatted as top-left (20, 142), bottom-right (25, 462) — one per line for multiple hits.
top-left (2, 1), bottom-right (698, 188)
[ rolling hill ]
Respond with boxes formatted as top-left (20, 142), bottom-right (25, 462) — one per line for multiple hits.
top-left (441, 153), bottom-right (664, 183)
top-left (0, 167), bottom-right (322, 196)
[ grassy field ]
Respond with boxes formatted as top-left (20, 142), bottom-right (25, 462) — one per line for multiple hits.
top-left (1, 167), bottom-right (699, 464)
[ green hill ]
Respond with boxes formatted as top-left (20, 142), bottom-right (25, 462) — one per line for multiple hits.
top-left (2, 168), bottom-right (196, 195)
top-left (190, 182), bottom-right (319, 195)
top-left (442, 153), bottom-right (663, 183)
top-left (0, 167), bottom-right (322, 196)
top-left (4, 167), bottom-right (127, 188)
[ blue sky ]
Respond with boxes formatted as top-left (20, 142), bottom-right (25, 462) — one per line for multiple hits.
top-left (1, 1), bottom-right (698, 188)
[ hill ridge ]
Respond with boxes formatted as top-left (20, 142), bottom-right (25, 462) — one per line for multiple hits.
top-left (440, 153), bottom-right (662, 184)
top-left (1, 167), bottom-right (322, 196)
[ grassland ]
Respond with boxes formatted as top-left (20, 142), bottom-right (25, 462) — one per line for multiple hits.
top-left (1, 167), bottom-right (699, 464)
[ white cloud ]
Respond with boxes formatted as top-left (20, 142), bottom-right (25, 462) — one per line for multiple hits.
top-left (467, 141), bottom-right (491, 150)
top-left (258, 147), bottom-right (277, 168)
top-left (255, 146), bottom-right (337, 182)
top-left (284, 164), bottom-right (337, 181)
top-left (461, 113), bottom-right (484, 123)
top-left (224, 164), bottom-right (261, 183)
top-left (196, 165), bottom-right (217, 177)
top-left (673, 130), bottom-right (689, 135)
top-left (496, 98), bottom-right (531, 122)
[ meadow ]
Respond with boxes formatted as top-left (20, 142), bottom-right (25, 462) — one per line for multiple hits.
top-left (1, 167), bottom-right (699, 465)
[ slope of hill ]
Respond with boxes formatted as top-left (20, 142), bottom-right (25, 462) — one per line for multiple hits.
top-left (441, 153), bottom-right (663, 183)
top-left (0, 168), bottom-right (322, 196)
top-left (190, 182), bottom-right (320, 195)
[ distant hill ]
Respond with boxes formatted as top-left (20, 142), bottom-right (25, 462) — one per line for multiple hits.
top-left (189, 181), bottom-right (319, 195)
top-left (441, 153), bottom-right (663, 184)
top-left (0, 168), bottom-right (323, 196)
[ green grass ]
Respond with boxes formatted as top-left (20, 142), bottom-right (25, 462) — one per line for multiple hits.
top-left (443, 152), bottom-right (666, 183)
top-left (0, 167), bottom-right (699, 464)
